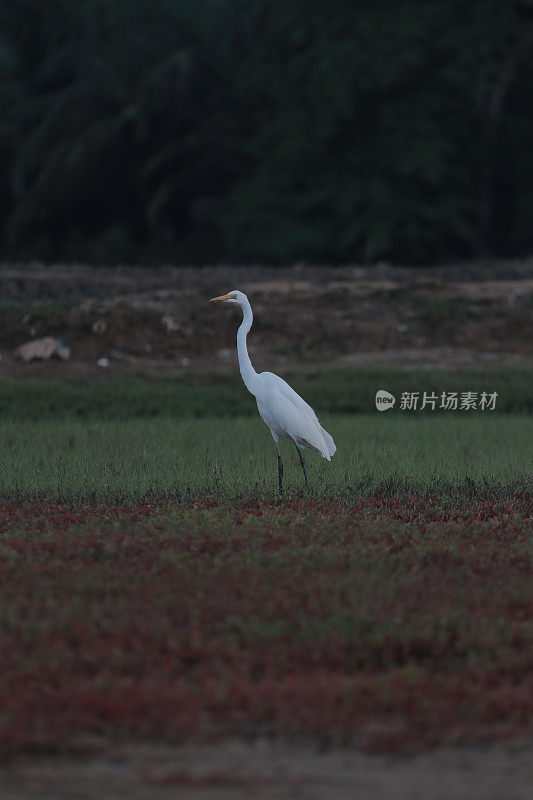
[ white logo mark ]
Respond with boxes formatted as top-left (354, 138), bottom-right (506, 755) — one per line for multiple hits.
top-left (375, 390), bottom-right (396, 411)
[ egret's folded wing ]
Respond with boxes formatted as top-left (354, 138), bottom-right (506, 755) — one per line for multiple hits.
top-left (264, 373), bottom-right (336, 458)
top-left (262, 378), bottom-right (332, 460)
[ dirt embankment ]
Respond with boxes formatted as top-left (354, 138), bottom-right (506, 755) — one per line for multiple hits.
top-left (0, 261), bottom-right (531, 377)
top-left (2, 739), bottom-right (532, 800)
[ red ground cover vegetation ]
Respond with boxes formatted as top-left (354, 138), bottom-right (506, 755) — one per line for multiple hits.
top-left (0, 495), bottom-right (531, 756)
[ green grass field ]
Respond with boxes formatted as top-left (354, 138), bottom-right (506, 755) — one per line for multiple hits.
top-left (0, 367), bottom-right (531, 756)
top-left (0, 366), bottom-right (531, 419)
top-left (0, 414), bottom-right (531, 501)
top-left (0, 367), bottom-right (531, 500)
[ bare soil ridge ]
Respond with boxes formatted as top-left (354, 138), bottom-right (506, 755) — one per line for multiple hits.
top-left (0, 261), bottom-right (531, 376)
top-left (2, 739), bottom-right (532, 800)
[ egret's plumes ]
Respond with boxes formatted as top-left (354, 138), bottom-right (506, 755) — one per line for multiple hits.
top-left (211, 290), bottom-right (336, 491)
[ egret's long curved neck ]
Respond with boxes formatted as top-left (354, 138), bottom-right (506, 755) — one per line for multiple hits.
top-left (237, 298), bottom-right (260, 396)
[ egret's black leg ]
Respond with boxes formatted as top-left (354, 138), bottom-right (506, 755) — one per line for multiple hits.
top-left (276, 445), bottom-right (284, 494)
top-left (295, 443), bottom-right (308, 486)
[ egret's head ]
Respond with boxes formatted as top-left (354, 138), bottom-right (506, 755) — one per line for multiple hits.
top-left (210, 290), bottom-right (247, 306)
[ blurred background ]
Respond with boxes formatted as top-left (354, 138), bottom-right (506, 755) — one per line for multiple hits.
top-left (0, 0), bottom-right (531, 377)
top-left (1, 0), bottom-right (533, 266)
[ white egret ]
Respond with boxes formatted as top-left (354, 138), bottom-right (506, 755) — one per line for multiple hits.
top-left (211, 291), bottom-right (336, 491)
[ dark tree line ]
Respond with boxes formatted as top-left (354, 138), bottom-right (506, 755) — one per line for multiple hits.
top-left (1, 0), bottom-right (533, 265)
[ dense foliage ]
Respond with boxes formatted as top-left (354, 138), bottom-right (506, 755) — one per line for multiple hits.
top-left (1, 0), bottom-right (533, 264)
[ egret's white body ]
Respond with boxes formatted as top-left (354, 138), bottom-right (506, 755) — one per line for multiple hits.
top-left (254, 375), bottom-right (336, 460)
top-left (211, 290), bottom-right (336, 489)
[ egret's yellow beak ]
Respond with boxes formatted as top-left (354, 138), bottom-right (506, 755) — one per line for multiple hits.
top-left (210, 294), bottom-right (232, 302)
